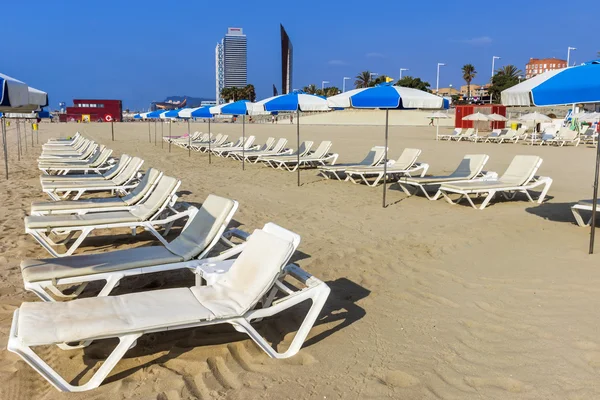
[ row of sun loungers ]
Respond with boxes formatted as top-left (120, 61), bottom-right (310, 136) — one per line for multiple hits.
top-left (8, 134), bottom-right (331, 392)
top-left (440, 126), bottom-right (584, 147)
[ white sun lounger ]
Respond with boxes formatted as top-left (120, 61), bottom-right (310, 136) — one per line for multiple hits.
top-left (43, 132), bottom-right (81, 146)
top-left (38, 148), bottom-right (114, 175)
top-left (257, 141), bottom-right (314, 164)
top-left (226, 137), bottom-right (275, 159)
top-left (211, 135), bottom-right (257, 157)
top-left (191, 134), bottom-right (229, 152)
top-left (345, 148), bottom-right (428, 187)
top-left (545, 128), bottom-right (580, 147)
top-left (397, 154), bottom-right (494, 200)
top-left (41, 136), bottom-right (89, 153)
top-left (207, 136), bottom-right (245, 154)
top-left (39, 154), bottom-right (130, 184)
top-left (173, 132), bottom-right (207, 148)
top-left (22, 194), bottom-right (238, 301)
top-left (438, 128), bottom-right (462, 141)
top-left (8, 226), bottom-right (330, 392)
top-left (27, 175), bottom-right (196, 257)
top-left (570, 200), bottom-right (600, 227)
top-left (239, 138), bottom-right (290, 163)
top-left (318, 146), bottom-right (386, 180)
top-left (41, 156), bottom-right (143, 201)
top-left (449, 128), bottom-right (474, 142)
top-left (439, 155), bottom-right (552, 210)
top-left (264, 141), bottom-right (338, 172)
top-left (39, 140), bottom-right (96, 159)
top-left (32, 169), bottom-right (163, 215)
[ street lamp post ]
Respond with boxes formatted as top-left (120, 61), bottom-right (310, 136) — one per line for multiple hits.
top-left (369, 72), bottom-right (378, 85)
top-left (321, 80), bottom-right (329, 91)
top-left (343, 77), bottom-right (351, 92)
top-left (567, 46), bottom-right (577, 66)
top-left (436, 63), bottom-right (445, 93)
top-left (490, 56), bottom-right (500, 103)
top-left (399, 68), bottom-right (409, 80)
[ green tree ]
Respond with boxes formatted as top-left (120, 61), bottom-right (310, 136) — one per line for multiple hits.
top-left (487, 65), bottom-right (523, 103)
top-left (303, 84), bottom-right (318, 94)
top-left (354, 71), bottom-right (372, 88)
top-left (461, 64), bottom-right (477, 99)
top-left (315, 87), bottom-right (340, 97)
top-left (221, 85), bottom-right (256, 102)
top-left (394, 76), bottom-right (432, 92)
top-left (369, 75), bottom-right (390, 87)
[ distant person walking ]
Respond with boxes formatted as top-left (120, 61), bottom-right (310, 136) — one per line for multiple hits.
top-left (429, 117), bottom-right (435, 126)
top-left (290, 114), bottom-right (293, 124)
top-left (271, 115), bottom-right (275, 124)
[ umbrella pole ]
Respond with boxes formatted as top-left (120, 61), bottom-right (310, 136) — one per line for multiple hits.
top-left (111, 121), bottom-right (114, 141)
top-left (187, 119), bottom-right (191, 157)
top-left (148, 121), bottom-right (151, 143)
top-left (2, 117), bottom-right (8, 179)
top-left (242, 115), bottom-right (245, 171)
top-left (297, 110), bottom-right (301, 187)
top-left (161, 122), bottom-right (164, 148)
top-left (208, 119), bottom-right (212, 164)
top-left (169, 122), bottom-right (172, 153)
top-left (589, 140), bottom-right (600, 254)
top-left (154, 120), bottom-right (157, 146)
top-left (383, 109), bottom-right (389, 208)
top-left (31, 122), bottom-right (34, 148)
top-left (23, 120), bottom-right (27, 153)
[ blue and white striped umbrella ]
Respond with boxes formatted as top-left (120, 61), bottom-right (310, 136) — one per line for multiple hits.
top-left (327, 84), bottom-right (445, 207)
top-left (163, 109), bottom-right (181, 118)
top-left (145, 110), bottom-right (167, 119)
top-left (133, 113), bottom-right (142, 119)
top-left (190, 106), bottom-right (214, 118)
top-left (0, 73), bottom-right (29, 110)
top-left (502, 60), bottom-right (600, 106)
top-left (210, 100), bottom-right (251, 170)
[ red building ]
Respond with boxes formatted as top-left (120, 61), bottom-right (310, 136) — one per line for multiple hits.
top-left (525, 58), bottom-right (567, 79)
top-left (455, 105), bottom-right (507, 130)
top-left (59, 99), bottom-right (122, 122)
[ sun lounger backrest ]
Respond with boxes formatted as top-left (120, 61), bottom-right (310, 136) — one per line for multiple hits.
top-left (394, 148), bottom-right (421, 169)
top-left (499, 155), bottom-right (542, 186)
top-left (449, 154), bottom-right (489, 179)
top-left (91, 149), bottom-right (112, 167)
top-left (462, 128), bottom-right (475, 136)
top-left (559, 128), bottom-right (577, 140)
top-left (359, 146), bottom-right (386, 166)
top-left (271, 138), bottom-right (288, 153)
top-left (264, 137), bottom-right (275, 150)
top-left (293, 141), bottom-right (314, 156)
top-left (308, 141), bottom-right (332, 159)
top-left (122, 168), bottom-right (163, 206)
top-left (112, 157), bottom-right (143, 185)
top-left (130, 176), bottom-right (180, 221)
top-left (166, 194), bottom-right (238, 260)
top-left (453, 128), bottom-right (462, 135)
top-left (102, 154), bottom-right (131, 179)
top-left (243, 136), bottom-right (256, 149)
top-left (190, 229), bottom-right (295, 315)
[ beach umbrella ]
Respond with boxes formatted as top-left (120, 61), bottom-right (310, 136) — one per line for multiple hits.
top-left (461, 112), bottom-right (490, 140)
top-left (163, 109), bottom-right (181, 153)
top-left (254, 92), bottom-right (330, 186)
top-left (487, 113), bottom-right (508, 130)
top-left (427, 111), bottom-right (451, 140)
top-left (191, 106), bottom-right (214, 162)
top-left (210, 100), bottom-right (251, 170)
top-left (133, 114), bottom-right (142, 119)
top-left (177, 108), bottom-right (195, 157)
top-left (0, 74), bottom-right (47, 179)
top-left (327, 84), bottom-right (445, 207)
top-left (517, 112), bottom-right (552, 144)
top-left (502, 60), bottom-right (600, 253)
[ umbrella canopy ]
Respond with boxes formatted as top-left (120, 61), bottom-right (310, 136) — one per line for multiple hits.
top-left (462, 112), bottom-right (490, 121)
top-left (210, 100), bottom-right (251, 115)
top-left (581, 112), bottom-right (600, 122)
top-left (190, 106), bottom-right (214, 118)
top-left (145, 110), bottom-right (167, 119)
top-left (488, 113), bottom-right (508, 121)
top-left (0, 73), bottom-right (29, 110)
top-left (502, 60), bottom-right (600, 106)
top-left (177, 108), bottom-right (194, 118)
top-left (133, 114), bottom-right (142, 119)
top-left (427, 111), bottom-right (450, 119)
top-left (262, 92), bottom-right (329, 112)
top-left (327, 85), bottom-right (445, 109)
top-left (517, 112), bottom-right (552, 122)
top-left (163, 109), bottom-right (180, 118)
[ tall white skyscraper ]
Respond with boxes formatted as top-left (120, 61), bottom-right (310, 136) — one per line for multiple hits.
top-left (215, 41), bottom-right (224, 105)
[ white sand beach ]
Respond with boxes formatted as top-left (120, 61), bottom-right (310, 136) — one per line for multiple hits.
top-left (0, 120), bottom-right (600, 399)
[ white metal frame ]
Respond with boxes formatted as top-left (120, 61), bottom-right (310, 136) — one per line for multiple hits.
top-left (346, 161), bottom-right (429, 187)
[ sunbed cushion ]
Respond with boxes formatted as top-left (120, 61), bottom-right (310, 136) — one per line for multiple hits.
top-left (42, 180), bottom-right (124, 189)
top-left (441, 180), bottom-right (525, 191)
top-left (30, 198), bottom-right (126, 213)
top-left (129, 176), bottom-right (179, 220)
top-left (18, 287), bottom-right (214, 346)
top-left (166, 194), bottom-right (236, 260)
top-left (20, 246), bottom-right (182, 282)
top-left (399, 154), bottom-right (487, 184)
top-left (25, 211), bottom-right (138, 229)
top-left (111, 157), bottom-right (142, 186)
top-left (40, 173), bottom-right (108, 183)
top-left (122, 168), bottom-right (161, 206)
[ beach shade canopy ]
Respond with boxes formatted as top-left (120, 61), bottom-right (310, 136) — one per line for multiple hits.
top-left (145, 110), bottom-right (167, 119)
top-left (462, 112), bottom-right (490, 122)
top-left (327, 84), bottom-right (445, 207)
top-left (426, 111), bottom-right (451, 140)
top-left (177, 108), bottom-right (194, 119)
top-left (163, 109), bottom-right (181, 118)
top-left (488, 113), bottom-right (508, 121)
top-left (190, 106), bottom-right (214, 118)
top-left (133, 114), bottom-right (142, 119)
top-left (518, 112), bottom-right (552, 123)
top-left (580, 112), bottom-right (600, 122)
top-left (502, 60), bottom-right (600, 106)
top-left (210, 100), bottom-right (251, 115)
top-left (0, 73), bottom-right (29, 111)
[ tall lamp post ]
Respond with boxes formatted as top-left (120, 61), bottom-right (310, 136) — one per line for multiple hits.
top-left (399, 68), bottom-right (409, 80)
top-left (567, 46), bottom-right (577, 66)
top-left (436, 63), bottom-right (445, 93)
top-left (490, 56), bottom-right (500, 103)
top-left (342, 77), bottom-right (351, 92)
top-left (321, 80), bottom-right (329, 91)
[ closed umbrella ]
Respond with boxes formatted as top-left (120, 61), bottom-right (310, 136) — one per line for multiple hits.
top-left (462, 112), bottom-right (490, 140)
top-left (254, 91), bottom-right (330, 185)
top-left (210, 100), bottom-right (251, 170)
top-left (426, 111), bottom-right (450, 140)
top-left (518, 112), bottom-right (552, 145)
top-left (191, 106), bottom-right (214, 161)
top-left (327, 84), bottom-right (445, 207)
top-left (502, 60), bottom-right (600, 253)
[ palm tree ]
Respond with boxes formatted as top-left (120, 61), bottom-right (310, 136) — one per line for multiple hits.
top-left (303, 84), bottom-right (318, 94)
top-left (461, 64), bottom-right (477, 99)
top-left (496, 65), bottom-right (522, 79)
top-left (354, 71), bottom-right (372, 88)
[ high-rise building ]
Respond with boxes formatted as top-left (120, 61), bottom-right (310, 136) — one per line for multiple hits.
top-left (525, 58), bottom-right (567, 79)
top-left (280, 24), bottom-right (293, 95)
top-left (215, 41), bottom-right (224, 104)
top-left (223, 27), bottom-right (247, 88)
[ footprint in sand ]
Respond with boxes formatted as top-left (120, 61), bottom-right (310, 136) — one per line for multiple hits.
top-left (381, 370), bottom-right (420, 388)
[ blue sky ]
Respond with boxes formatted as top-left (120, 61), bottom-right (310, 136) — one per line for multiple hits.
top-left (2, 0), bottom-right (598, 110)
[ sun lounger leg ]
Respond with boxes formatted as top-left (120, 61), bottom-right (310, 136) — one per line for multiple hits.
top-left (478, 191), bottom-right (497, 210)
top-left (571, 207), bottom-right (590, 227)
